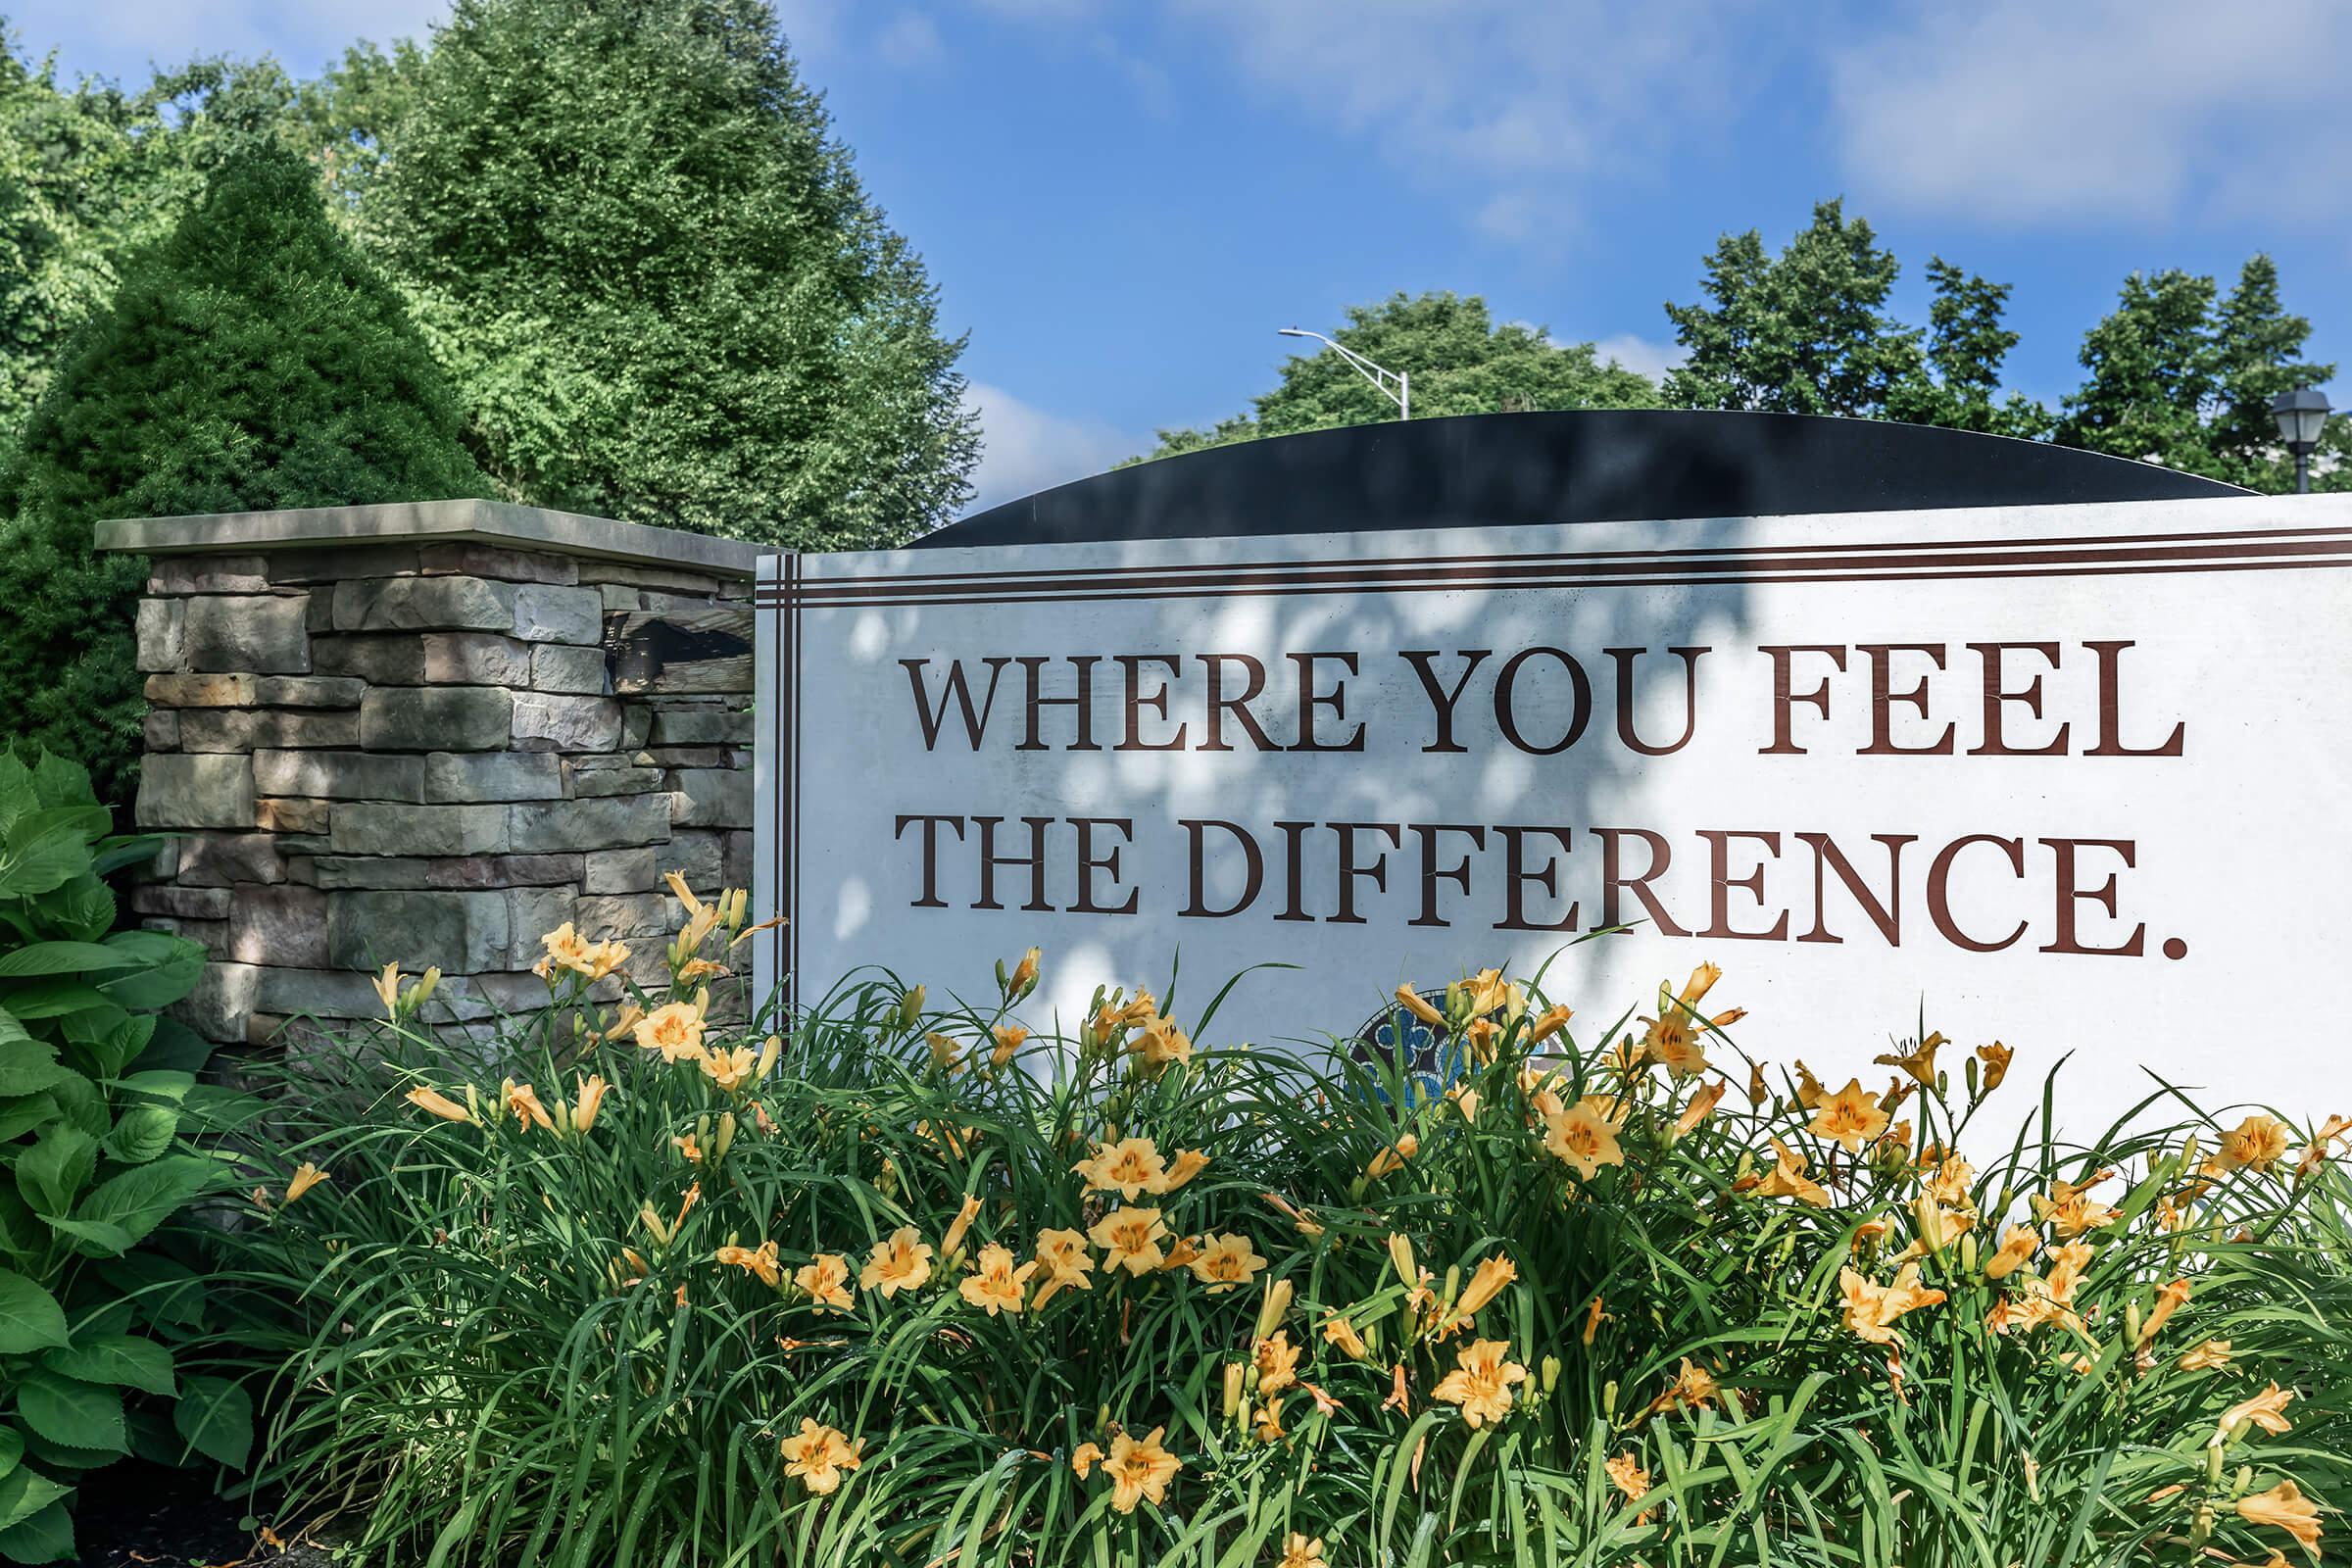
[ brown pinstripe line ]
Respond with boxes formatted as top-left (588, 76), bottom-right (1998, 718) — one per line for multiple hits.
top-left (758, 549), bottom-right (2352, 612)
top-left (756, 536), bottom-right (2352, 610)
top-left (793, 520), bottom-right (2341, 592)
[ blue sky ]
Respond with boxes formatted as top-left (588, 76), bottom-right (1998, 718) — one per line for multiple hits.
top-left (12, 0), bottom-right (2351, 512)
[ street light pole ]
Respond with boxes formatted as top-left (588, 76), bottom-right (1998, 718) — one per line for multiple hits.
top-left (1278, 327), bottom-right (1408, 420)
top-left (2272, 385), bottom-right (2331, 495)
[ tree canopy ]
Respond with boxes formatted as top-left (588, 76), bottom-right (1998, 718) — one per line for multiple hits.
top-left (1142, 291), bottom-right (1656, 461)
top-left (365, 0), bottom-right (975, 547)
top-left (0, 141), bottom-right (480, 800)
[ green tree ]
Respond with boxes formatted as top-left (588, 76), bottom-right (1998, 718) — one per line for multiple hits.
top-left (1140, 291), bottom-right (1656, 461)
top-left (0, 142), bottom-right (481, 803)
top-left (1883, 259), bottom-right (2052, 440)
top-left (368, 0), bottom-right (975, 548)
top-left (0, 39), bottom-right (299, 444)
top-left (1663, 198), bottom-right (1926, 417)
top-left (2057, 256), bottom-right (2337, 491)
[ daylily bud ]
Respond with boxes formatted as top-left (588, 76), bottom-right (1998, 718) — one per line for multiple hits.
top-left (1541, 1355), bottom-right (1560, 1394)
top-left (899, 986), bottom-right (925, 1028)
top-left (1386, 1233), bottom-right (1417, 1289)
top-left (1601, 1379), bottom-right (1618, 1418)
top-left (941, 1194), bottom-right (983, 1260)
top-left (1222, 1361), bottom-right (1247, 1422)
top-left (713, 1110), bottom-right (737, 1163)
top-left (757, 1033), bottom-right (781, 1078)
top-left (1440, 1264), bottom-right (1461, 1314)
top-left (1255, 1278), bottom-right (1294, 1342)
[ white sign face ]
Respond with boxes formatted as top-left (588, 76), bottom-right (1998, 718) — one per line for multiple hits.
top-left (757, 495), bottom-right (2352, 1130)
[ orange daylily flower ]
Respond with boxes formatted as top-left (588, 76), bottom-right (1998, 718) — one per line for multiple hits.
top-left (1430, 1338), bottom-right (1527, 1428)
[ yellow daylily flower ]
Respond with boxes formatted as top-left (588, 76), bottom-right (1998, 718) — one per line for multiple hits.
top-left (2180, 1339), bottom-right (2234, 1371)
top-left (2216, 1382), bottom-right (2297, 1446)
top-left (1808, 1078), bottom-right (1890, 1152)
top-left (716, 1240), bottom-right (782, 1288)
top-left (1394, 984), bottom-right (1446, 1032)
top-left (1874, 1031), bottom-right (1945, 1088)
top-left (1975, 1041), bottom-right (2012, 1092)
top-left (958, 1243), bottom-right (1036, 1315)
top-left (1133, 1016), bottom-right (1193, 1074)
top-left (1188, 1232), bottom-right (1267, 1293)
top-left (990, 1022), bottom-right (1027, 1068)
top-left (1542, 1102), bottom-right (1625, 1180)
top-left (1102, 1426), bottom-right (1180, 1513)
top-left (1150, 1147), bottom-right (1210, 1195)
top-left (1030, 1227), bottom-right (1094, 1308)
top-left (940, 1194), bottom-right (983, 1259)
top-left (501, 1078), bottom-right (555, 1134)
top-left (1364, 1133), bottom-right (1418, 1180)
top-left (1253, 1330), bottom-right (1299, 1394)
top-left (858, 1228), bottom-right (935, 1298)
top-left (1070, 1441), bottom-right (1102, 1478)
top-left (634, 1001), bottom-right (709, 1063)
top-left (1277, 1534), bottom-right (1326, 1568)
top-left (2218, 1114), bottom-right (2293, 1173)
top-left (796, 1252), bottom-right (856, 1313)
top-left (2234, 1479), bottom-right (2321, 1553)
top-left (1075, 1136), bottom-right (1168, 1201)
top-left (1527, 1003), bottom-right (1573, 1046)
top-left (1431, 1338), bottom-right (1527, 1428)
top-left (699, 1045), bottom-right (760, 1093)
top-left (283, 1162), bottom-right (330, 1203)
top-left (1838, 1262), bottom-right (1947, 1346)
top-left (1984, 1225), bottom-right (2039, 1281)
top-left (1322, 1314), bottom-right (1369, 1359)
top-left (1754, 1137), bottom-right (1830, 1206)
top-left (779, 1417), bottom-right (862, 1494)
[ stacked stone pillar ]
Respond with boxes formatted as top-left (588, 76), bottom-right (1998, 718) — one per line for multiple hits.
top-left (98, 500), bottom-right (762, 1047)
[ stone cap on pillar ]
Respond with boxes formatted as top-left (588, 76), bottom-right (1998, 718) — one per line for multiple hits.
top-left (95, 496), bottom-right (764, 578)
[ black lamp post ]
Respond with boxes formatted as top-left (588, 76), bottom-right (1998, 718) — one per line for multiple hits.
top-left (2272, 385), bottom-right (2331, 494)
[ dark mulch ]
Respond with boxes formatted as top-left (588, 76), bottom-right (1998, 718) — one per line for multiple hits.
top-left (69, 1462), bottom-right (340, 1568)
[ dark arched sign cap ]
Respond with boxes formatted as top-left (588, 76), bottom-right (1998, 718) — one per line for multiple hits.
top-left (919, 409), bottom-right (2249, 549)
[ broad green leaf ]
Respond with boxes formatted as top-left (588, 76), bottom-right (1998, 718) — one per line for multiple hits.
top-left (14, 1373), bottom-right (125, 1454)
top-left (0, 1096), bottom-right (56, 1144)
top-left (0, 984), bottom-right (109, 1021)
top-left (103, 1102), bottom-right (176, 1165)
top-left (0, 1271), bottom-right (68, 1353)
top-left (172, 1376), bottom-right (252, 1469)
top-left (0, 943), bottom-right (143, 978)
top-left (0, 1496), bottom-right (73, 1562)
top-left (37, 1216), bottom-right (132, 1258)
top-left (0, 1038), bottom-right (64, 1100)
top-left (43, 876), bottom-right (114, 944)
top-left (72, 1154), bottom-right (221, 1248)
top-left (0, 1428), bottom-right (17, 1478)
top-left (127, 1019), bottom-right (210, 1075)
top-left (93, 934), bottom-right (204, 1010)
top-left (91, 836), bottom-right (165, 877)
top-left (36, 1073), bottom-right (103, 1141)
top-left (42, 1335), bottom-right (173, 1396)
top-left (115, 1069), bottom-right (196, 1102)
top-left (12, 1129), bottom-right (94, 1218)
top-left (0, 830), bottom-right (88, 902)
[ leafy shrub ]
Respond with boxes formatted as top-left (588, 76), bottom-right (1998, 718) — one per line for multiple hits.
top-left (0, 751), bottom-right (244, 1565)
top-left (0, 139), bottom-right (481, 805)
top-left (209, 890), bottom-right (2350, 1566)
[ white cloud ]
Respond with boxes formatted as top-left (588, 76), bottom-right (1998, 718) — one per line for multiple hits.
top-left (875, 12), bottom-right (946, 68)
top-left (1157, 0), bottom-right (1763, 239)
top-left (961, 382), bottom-right (1141, 514)
top-left (1830, 0), bottom-right (2352, 225)
top-left (9, 0), bottom-right (448, 79)
top-left (1591, 332), bottom-right (1682, 383)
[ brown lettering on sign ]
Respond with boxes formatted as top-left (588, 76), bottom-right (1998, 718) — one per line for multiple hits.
top-left (894, 813), bottom-right (966, 907)
top-left (1196, 654), bottom-right (1277, 752)
top-left (1607, 646), bottom-right (1708, 755)
top-left (1858, 643), bottom-right (1955, 756)
top-left (1697, 829), bottom-right (1789, 941)
top-left (1927, 833), bottom-right (2028, 952)
top-left (2084, 641), bottom-right (2186, 757)
top-left (1289, 652), bottom-right (1366, 752)
top-left (972, 814), bottom-right (1056, 912)
top-left (1014, 655), bottom-right (1102, 752)
top-left (1494, 647), bottom-right (1592, 756)
top-left (2041, 837), bottom-right (2144, 956)
top-left (1399, 649), bottom-right (1492, 754)
top-left (1794, 831), bottom-right (1913, 946)
top-left (1407, 822), bottom-right (1487, 928)
top-left (1967, 642), bottom-right (2068, 756)
top-left (1330, 821), bottom-right (1403, 924)
top-left (1180, 819), bottom-right (1263, 917)
top-left (1072, 816), bottom-right (1139, 915)
top-left (902, 658), bottom-right (1010, 751)
top-left (1595, 827), bottom-right (1689, 936)
top-left (1494, 825), bottom-right (1578, 932)
top-left (1758, 644), bottom-right (1846, 755)
top-left (1274, 819), bottom-right (1314, 922)
top-left (1115, 655), bottom-right (1187, 752)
